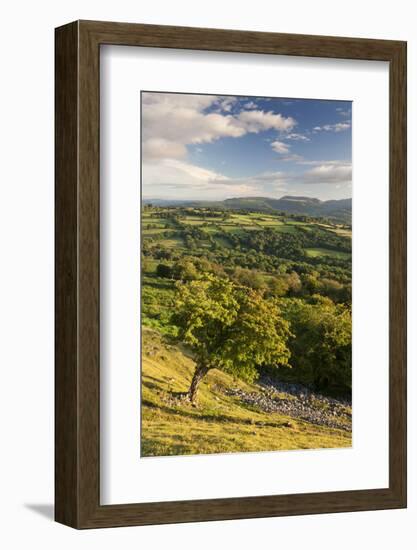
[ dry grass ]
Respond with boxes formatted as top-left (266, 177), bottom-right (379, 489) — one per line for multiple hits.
top-left (141, 328), bottom-right (352, 457)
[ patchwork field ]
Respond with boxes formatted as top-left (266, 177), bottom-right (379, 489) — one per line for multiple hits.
top-left (142, 209), bottom-right (351, 252)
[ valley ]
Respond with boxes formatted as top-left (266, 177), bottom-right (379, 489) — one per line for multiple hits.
top-left (141, 199), bottom-right (352, 456)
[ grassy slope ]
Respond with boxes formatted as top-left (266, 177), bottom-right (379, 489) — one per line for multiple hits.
top-left (141, 328), bottom-right (351, 457)
top-left (305, 247), bottom-right (351, 260)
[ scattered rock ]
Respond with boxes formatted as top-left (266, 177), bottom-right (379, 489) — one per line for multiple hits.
top-left (224, 378), bottom-right (351, 432)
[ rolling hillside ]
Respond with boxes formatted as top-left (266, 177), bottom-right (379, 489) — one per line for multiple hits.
top-left (143, 196), bottom-right (352, 222)
top-left (141, 328), bottom-right (352, 457)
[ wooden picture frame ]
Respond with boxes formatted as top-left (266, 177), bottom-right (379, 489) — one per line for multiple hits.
top-left (55, 20), bottom-right (407, 529)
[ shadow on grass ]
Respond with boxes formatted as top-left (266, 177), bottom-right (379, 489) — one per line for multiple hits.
top-left (142, 398), bottom-right (288, 429)
top-left (142, 379), bottom-right (161, 391)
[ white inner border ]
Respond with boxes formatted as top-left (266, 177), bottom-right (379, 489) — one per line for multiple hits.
top-left (100, 45), bottom-right (389, 505)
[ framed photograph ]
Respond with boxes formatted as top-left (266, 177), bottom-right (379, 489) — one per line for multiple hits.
top-left (55, 20), bottom-right (406, 528)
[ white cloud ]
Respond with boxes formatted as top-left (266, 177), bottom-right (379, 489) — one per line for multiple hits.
top-left (313, 122), bottom-right (351, 133)
top-left (237, 109), bottom-right (295, 133)
top-left (331, 122), bottom-right (350, 132)
top-left (303, 162), bottom-right (352, 184)
top-left (143, 158), bottom-right (229, 190)
top-left (142, 92), bottom-right (296, 165)
top-left (143, 157), bottom-right (289, 199)
top-left (142, 99), bottom-right (246, 153)
top-left (285, 133), bottom-right (310, 141)
top-left (298, 159), bottom-right (349, 166)
top-left (336, 107), bottom-right (351, 117)
top-left (142, 138), bottom-right (187, 160)
top-left (243, 101), bottom-right (258, 109)
top-left (219, 97), bottom-right (237, 112)
top-left (143, 156), bottom-right (351, 200)
top-left (280, 154), bottom-right (304, 162)
top-left (271, 140), bottom-right (290, 154)
top-left (142, 92), bottom-right (215, 111)
top-left (270, 139), bottom-right (304, 162)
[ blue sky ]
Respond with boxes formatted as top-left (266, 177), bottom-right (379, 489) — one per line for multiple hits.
top-left (142, 92), bottom-right (352, 201)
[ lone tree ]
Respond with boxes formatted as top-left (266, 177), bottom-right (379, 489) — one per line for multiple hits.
top-left (172, 275), bottom-right (291, 402)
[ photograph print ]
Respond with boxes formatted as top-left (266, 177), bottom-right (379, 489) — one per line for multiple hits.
top-left (141, 91), bottom-right (352, 457)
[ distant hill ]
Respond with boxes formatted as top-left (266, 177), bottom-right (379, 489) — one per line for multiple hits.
top-left (143, 195), bottom-right (352, 222)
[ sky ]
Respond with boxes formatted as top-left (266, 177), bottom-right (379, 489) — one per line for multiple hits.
top-left (141, 92), bottom-right (352, 202)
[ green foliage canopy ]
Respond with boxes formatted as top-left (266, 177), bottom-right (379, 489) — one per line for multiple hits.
top-left (279, 296), bottom-right (352, 394)
top-left (173, 275), bottom-right (291, 382)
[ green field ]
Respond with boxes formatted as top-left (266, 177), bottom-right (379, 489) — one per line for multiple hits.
top-left (305, 247), bottom-right (351, 260)
top-left (141, 210), bottom-right (349, 241)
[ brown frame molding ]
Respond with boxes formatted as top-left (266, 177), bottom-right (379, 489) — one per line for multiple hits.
top-left (55, 20), bottom-right (407, 529)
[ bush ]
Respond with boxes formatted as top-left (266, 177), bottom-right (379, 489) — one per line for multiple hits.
top-left (156, 263), bottom-right (173, 278)
top-left (278, 296), bottom-right (352, 397)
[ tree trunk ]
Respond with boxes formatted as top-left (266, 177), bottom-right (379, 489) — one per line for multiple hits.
top-left (187, 364), bottom-right (209, 402)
